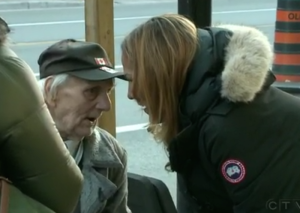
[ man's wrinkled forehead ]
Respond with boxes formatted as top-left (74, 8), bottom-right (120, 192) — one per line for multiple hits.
top-left (81, 78), bottom-right (115, 88)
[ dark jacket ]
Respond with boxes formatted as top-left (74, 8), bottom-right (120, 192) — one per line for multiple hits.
top-left (169, 25), bottom-right (300, 213)
top-left (0, 45), bottom-right (83, 213)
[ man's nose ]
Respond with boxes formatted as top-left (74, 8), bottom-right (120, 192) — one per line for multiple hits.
top-left (95, 95), bottom-right (111, 111)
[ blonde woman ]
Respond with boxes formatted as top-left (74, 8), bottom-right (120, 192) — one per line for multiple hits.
top-left (121, 14), bottom-right (300, 212)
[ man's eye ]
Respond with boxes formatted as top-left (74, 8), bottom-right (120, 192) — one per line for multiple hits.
top-left (88, 88), bottom-right (98, 94)
top-left (85, 87), bottom-right (99, 99)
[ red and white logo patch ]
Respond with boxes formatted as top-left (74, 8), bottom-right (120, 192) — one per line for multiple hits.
top-left (95, 58), bottom-right (107, 65)
top-left (221, 159), bottom-right (246, 184)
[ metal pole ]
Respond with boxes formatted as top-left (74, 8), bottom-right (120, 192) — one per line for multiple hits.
top-left (85, 0), bottom-right (117, 137)
top-left (178, 0), bottom-right (212, 28)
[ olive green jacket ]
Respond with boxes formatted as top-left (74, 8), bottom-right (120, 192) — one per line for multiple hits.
top-left (0, 45), bottom-right (83, 213)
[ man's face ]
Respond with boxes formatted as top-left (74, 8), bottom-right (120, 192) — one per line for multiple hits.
top-left (46, 76), bottom-right (114, 141)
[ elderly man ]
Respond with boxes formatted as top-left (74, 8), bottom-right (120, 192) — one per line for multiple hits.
top-left (37, 39), bottom-right (131, 213)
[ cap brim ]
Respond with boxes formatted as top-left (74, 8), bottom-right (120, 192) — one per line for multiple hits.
top-left (68, 66), bottom-right (125, 81)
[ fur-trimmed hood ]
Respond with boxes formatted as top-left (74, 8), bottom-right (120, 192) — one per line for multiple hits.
top-left (179, 24), bottom-right (274, 120)
top-left (217, 24), bottom-right (274, 103)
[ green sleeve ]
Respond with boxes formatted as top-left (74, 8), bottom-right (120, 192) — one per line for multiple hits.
top-left (0, 49), bottom-right (83, 213)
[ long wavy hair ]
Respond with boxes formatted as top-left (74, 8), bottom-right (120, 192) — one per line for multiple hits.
top-left (121, 14), bottom-right (198, 150)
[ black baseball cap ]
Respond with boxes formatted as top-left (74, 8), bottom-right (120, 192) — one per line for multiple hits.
top-left (38, 39), bottom-right (125, 80)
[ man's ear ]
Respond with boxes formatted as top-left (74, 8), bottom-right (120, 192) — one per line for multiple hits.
top-left (44, 77), bottom-right (56, 107)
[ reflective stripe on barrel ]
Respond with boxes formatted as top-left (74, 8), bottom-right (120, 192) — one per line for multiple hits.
top-left (272, 0), bottom-right (300, 82)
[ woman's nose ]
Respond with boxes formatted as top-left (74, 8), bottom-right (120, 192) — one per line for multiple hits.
top-left (127, 92), bottom-right (134, 100)
top-left (127, 88), bottom-right (134, 100)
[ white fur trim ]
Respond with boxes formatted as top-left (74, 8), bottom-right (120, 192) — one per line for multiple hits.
top-left (217, 24), bottom-right (274, 102)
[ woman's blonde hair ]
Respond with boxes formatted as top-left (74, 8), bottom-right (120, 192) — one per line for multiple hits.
top-left (121, 14), bottom-right (198, 148)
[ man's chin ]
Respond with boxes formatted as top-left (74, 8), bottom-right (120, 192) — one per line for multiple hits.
top-left (79, 127), bottom-right (95, 139)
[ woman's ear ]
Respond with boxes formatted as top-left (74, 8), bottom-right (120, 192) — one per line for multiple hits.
top-left (44, 77), bottom-right (56, 107)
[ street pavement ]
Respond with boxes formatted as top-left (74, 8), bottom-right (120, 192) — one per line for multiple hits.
top-left (3, 0), bottom-right (277, 202)
top-left (0, 0), bottom-right (175, 10)
top-left (0, 0), bottom-right (274, 10)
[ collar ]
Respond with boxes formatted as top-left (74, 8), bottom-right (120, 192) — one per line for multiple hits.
top-left (78, 127), bottom-right (123, 213)
top-left (81, 127), bottom-right (124, 169)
